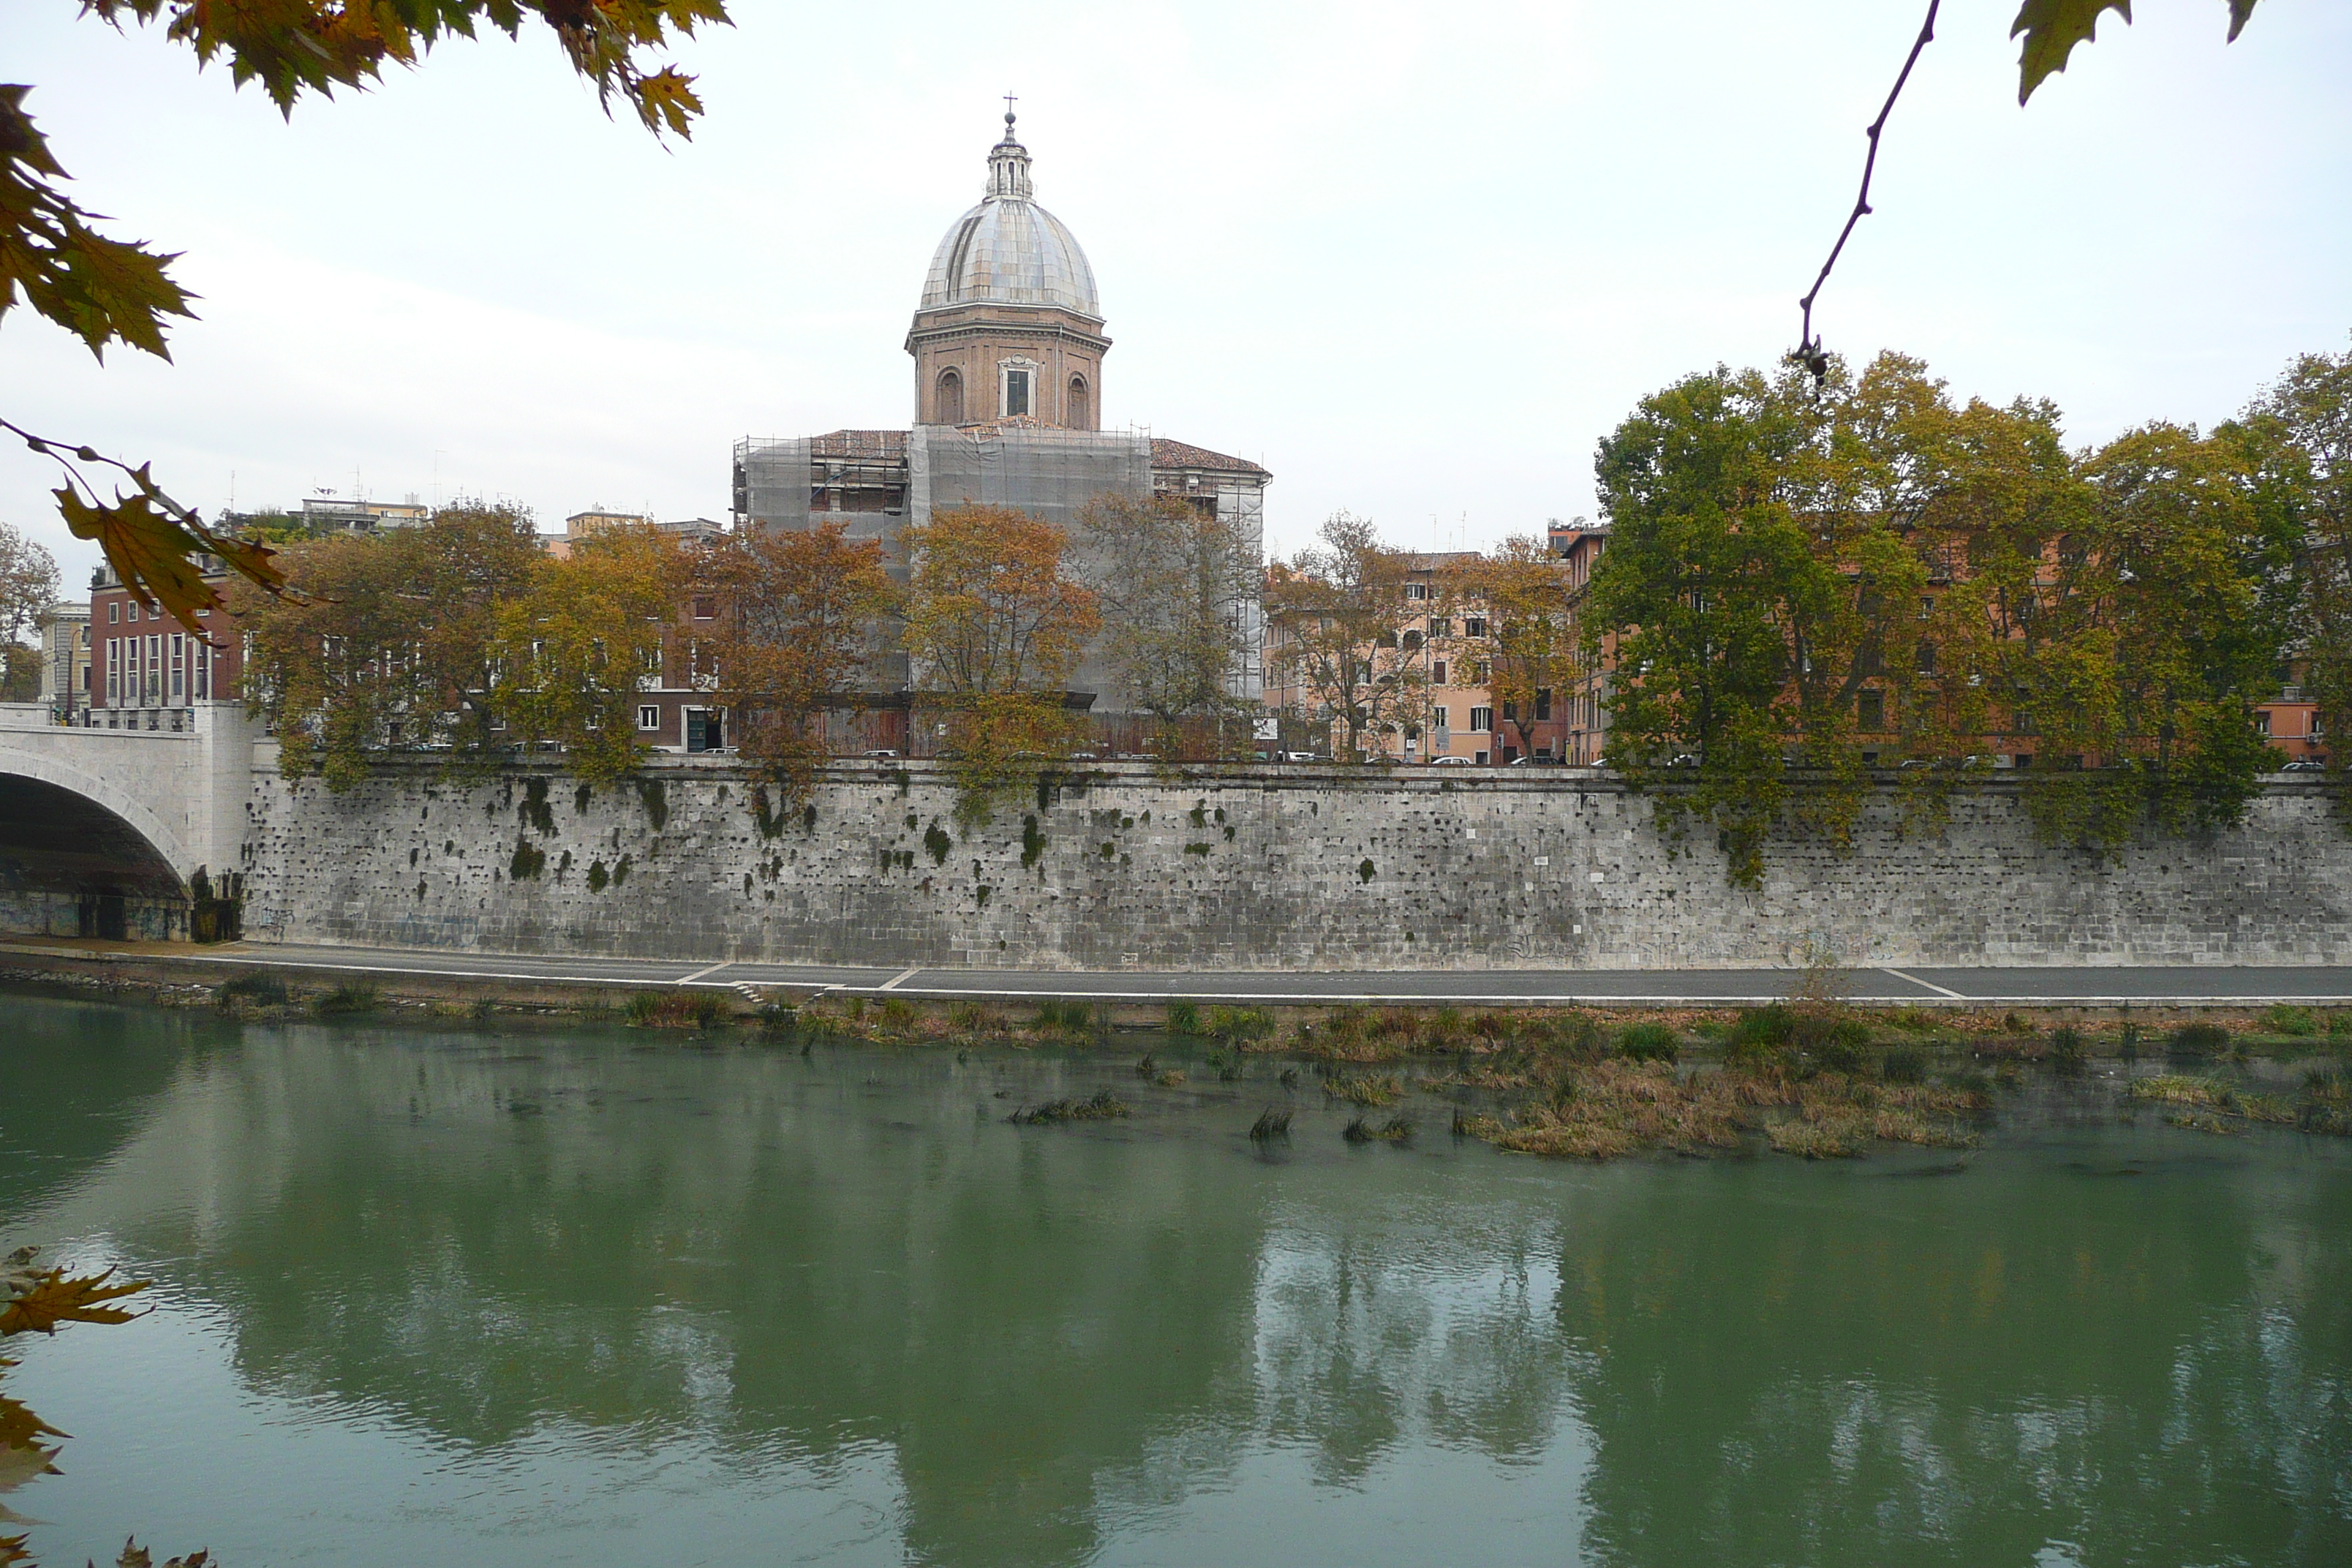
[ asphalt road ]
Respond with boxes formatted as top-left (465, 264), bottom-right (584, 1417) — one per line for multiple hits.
top-left (167, 942), bottom-right (2352, 1006)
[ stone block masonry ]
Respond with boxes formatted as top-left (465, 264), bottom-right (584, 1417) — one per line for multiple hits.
top-left (231, 760), bottom-right (2352, 968)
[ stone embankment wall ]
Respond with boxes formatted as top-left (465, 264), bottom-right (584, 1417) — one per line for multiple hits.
top-left (235, 761), bottom-right (2352, 968)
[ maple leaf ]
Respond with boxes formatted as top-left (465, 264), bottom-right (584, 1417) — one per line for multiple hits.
top-left (0, 1267), bottom-right (150, 1338)
top-left (0, 86), bottom-right (197, 361)
top-left (0, 1387), bottom-right (65, 1498)
top-left (2013, 0), bottom-right (2261, 104)
top-left (102, 1539), bottom-right (210, 1568)
top-left (53, 475), bottom-right (285, 632)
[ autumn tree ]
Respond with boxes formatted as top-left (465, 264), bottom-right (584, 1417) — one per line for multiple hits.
top-left (1074, 494), bottom-right (1257, 745)
top-left (1444, 535), bottom-right (1578, 765)
top-left (232, 504), bottom-right (540, 789)
top-left (710, 521), bottom-right (899, 802)
top-left (490, 524), bottom-right (690, 785)
top-left (1263, 513), bottom-right (1427, 764)
top-left (900, 504), bottom-right (1100, 792)
top-left (0, 520), bottom-right (59, 701)
top-left (2, 3), bottom-right (727, 623)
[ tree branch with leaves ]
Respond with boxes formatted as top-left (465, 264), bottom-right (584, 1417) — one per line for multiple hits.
top-left (4, 2), bottom-right (728, 622)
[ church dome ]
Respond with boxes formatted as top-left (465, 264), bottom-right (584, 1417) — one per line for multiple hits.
top-left (919, 114), bottom-right (1101, 320)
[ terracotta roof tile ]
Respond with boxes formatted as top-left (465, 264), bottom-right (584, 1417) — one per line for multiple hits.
top-left (808, 429), bottom-right (910, 459)
top-left (1148, 437), bottom-right (1268, 476)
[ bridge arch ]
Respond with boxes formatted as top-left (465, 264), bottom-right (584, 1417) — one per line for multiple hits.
top-left (0, 766), bottom-right (193, 941)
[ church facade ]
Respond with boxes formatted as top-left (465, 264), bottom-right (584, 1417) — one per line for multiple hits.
top-left (731, 112), bottom-right (1269, 711)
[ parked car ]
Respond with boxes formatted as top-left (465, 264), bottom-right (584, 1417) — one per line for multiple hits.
top-left (862, 748), bottom-right (901, 759)
top-left (1273, 750), bottom-right (1323, 764)
top-left (1431, 755), bottom-right (1475, 766)
top-left (1509, 754), bottom-right (1564, 766)
top-left (2281, 758), bottom-right (2330, 773)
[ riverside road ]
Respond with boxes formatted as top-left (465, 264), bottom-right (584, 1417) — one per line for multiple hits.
top-left (132, 943), bottom-right (2352, 1006)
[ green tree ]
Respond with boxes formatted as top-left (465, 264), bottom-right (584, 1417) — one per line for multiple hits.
top-left (232, 504), bottom-right (540, 789)
top-left (1588, 350), bottom-right (2295, 881)
top-left (2225, 342), bottom-right (2352, 802)
top-left (3, 2), bottom-right (726, 623)
top-left (1587, 358), bottom-right (1929, 879)
top-left (1074, 494), bottom-right (1256, 744)
top-left (1997, 421), bottom-right (2293, 848)
top-left (1264, 513), bottom-right (1425, 764)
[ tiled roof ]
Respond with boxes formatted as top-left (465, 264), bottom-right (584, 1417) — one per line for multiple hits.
top-left (1149, 437), bottom-right (1269, 476)
top-left (809, 429), bottom-right (910, 459)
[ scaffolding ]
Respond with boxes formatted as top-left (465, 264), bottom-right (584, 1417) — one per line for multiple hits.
top-left (732, 424), bottom-right (1265, 714)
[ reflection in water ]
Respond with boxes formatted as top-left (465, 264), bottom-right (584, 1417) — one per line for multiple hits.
top-left (4, 996), bottom-right (2349, 1567)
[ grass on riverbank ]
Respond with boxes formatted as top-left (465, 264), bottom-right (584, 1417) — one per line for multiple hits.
top-left (1460, 1058), bottom-right (1983, 1161)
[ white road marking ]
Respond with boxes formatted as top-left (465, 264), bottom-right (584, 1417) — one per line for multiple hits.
top-left (879, 967), bottom-right (924, 991)
top-left (1882, 967), bottom-right (1966, 999)
top-left (677, 962), bottom-right (734, 984)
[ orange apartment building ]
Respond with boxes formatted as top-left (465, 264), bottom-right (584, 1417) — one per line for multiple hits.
top-left (1262, 543), bottom-right (1580, 766)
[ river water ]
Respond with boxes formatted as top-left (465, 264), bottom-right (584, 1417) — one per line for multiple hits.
top-left (2, 995), bottom-right (2348, 1567)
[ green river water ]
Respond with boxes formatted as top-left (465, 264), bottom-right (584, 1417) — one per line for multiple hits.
top-left (2, 995), bottom-right (2349, 1567)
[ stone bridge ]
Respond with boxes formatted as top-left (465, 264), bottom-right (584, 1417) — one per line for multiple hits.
top-left (0, 702), bottom-right (257, 939)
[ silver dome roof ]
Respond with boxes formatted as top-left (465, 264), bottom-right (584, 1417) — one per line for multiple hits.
top-left (919, 116), bottom-right (1100, 319)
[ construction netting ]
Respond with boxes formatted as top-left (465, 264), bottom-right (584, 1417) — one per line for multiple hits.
top-left (731, 437), bottom-right (811, 532)
top-left (908, 426), bottom-right (1153, 532)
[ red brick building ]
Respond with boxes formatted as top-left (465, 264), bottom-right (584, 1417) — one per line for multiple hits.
top-left (85, 557), bottom-right (244, 731)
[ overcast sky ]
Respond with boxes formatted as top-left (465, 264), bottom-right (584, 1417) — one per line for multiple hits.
top-left (5, 0), bottom-right (2348, 592)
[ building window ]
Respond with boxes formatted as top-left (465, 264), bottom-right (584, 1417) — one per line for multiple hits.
top-left (1067, 375), bottom-right (1089, 429)
top-left (2255, 710), bottom-right (2272, 736)
top-left (107, 639), bottom-right (119, 699)
top-left (1858, 689), bottom-right (1885, 731)
top-left (1002, 366), bottom-right (1031, 418)
top-left (937, 369), bottom-right (964, 425)
top-left (1535, 687), bottom-right (1552, 721)
top-left (1463, 617), bottom-right (1488, 638)
top-left (692, 596), bottom-right (715, 621)
top-left (638, 705), bottom-right (661, 731)
top-left (1432, 660), bottom-right (1447, 685)
top-left (1469, 706), bottom-right (1493, 732)
top-left (1428, 618), bottom-right (1450, 638)
top-left (1431, 706), bottom-right (1450, 733)
top-left (1405, 583), bottom-right (1430, 601)
top-left (108, 602), bottom-right (119, 625)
